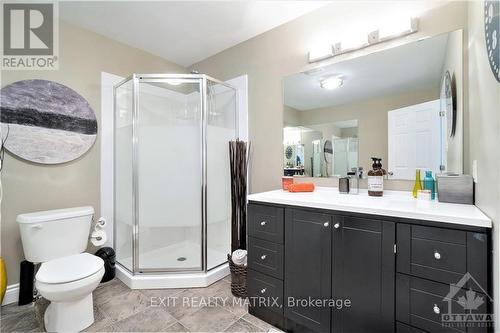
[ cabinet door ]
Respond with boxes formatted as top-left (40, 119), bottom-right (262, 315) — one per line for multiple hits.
top-left (285, 208), bottom-right (332, 333)
top-left (332, 216), bottom-right (395, 333)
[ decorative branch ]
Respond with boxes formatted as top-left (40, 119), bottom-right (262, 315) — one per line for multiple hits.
top-left (229, 140), bottom-right (249, 252)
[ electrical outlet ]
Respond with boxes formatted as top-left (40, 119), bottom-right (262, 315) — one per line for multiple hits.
top-left (472, 160), bottom-right (478, 183)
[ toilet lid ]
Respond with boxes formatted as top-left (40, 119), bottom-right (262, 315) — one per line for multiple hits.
top-left (36, 253), bottom-right (104, 284)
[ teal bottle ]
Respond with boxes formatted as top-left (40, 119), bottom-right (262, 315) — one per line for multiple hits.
top-left (423, 170), bottom-right (436, 200)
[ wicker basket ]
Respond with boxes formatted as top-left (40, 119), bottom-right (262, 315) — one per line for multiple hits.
top-left (227, 254), bottom-right (247, 298)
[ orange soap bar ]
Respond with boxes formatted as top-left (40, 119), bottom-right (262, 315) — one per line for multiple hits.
top-left (288, 182), bottom-right (315, 192)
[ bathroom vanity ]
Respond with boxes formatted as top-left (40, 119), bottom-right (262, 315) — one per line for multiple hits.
top-left (246, 188), bottom-right (492, 333)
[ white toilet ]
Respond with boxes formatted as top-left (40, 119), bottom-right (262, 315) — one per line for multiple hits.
top-left (17, 206), bottom-right (105, 332)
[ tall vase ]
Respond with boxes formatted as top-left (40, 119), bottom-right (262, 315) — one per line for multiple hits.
top-left (0, 257), bottom-right (7, 304)
top-left (412, 169), bottom-right (422, 198)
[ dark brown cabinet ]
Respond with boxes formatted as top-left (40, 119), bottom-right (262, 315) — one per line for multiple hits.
top-left (396, 224), bottom-right (491, 333)
top-left (247, 202), bottom-right (491, 333)
top-left (284, 208), bottom-right (332, 332)
top-left (332, 216), bottom-right (395, 333)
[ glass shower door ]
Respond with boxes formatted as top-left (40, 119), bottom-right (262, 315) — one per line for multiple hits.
top-left (206, 80), bottom-right (237, 270)
top-left (136, 77), bottom-right (203, 272)
top-left (114, 79), bottom-right (134, 272)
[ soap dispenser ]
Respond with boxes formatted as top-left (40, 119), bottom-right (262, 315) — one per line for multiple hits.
top-left (368, 157), bottom-right (384, 197)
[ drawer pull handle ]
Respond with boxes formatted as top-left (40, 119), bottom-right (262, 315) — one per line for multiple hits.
top-left (433, 304), bottom-right (440, 314)
top-left (260, 221), bottom-right (267, 226)
top-left (334, 223), bottom-right (340, 229)
top-left (324, 222), bottom-right (329, 227)
top-left (260, 255), bottom-right (267, 260)
top-left (260, 288), bottom-right (266, 294)
top-left (434, 251), bottom-right (441, 260)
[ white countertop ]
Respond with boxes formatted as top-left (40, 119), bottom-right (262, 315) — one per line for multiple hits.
top-left (248, 187), bottom-right (492, 228)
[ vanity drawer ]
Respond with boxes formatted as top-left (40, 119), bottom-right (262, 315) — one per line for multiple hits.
top-left (248, 237), bottom-right (284, 279)
top-left (248, 204), bottom-right (284, 243)
top-left (248, 269), bottom-right (283, 314)
top-left (396, 274), bottom-right (489, 333)
top-left (397, 224), bottom-right (488, 291)
top-left (411, 238), bottom-right (466, 275)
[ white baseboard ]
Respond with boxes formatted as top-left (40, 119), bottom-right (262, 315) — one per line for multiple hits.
top-left (2, 284), bottom-right (19, 306)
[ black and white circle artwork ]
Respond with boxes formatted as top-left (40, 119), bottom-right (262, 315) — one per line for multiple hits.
top-left (485, 0), bottom-right (499, 82)
top-left (0, 80), bottom-right (97, 164)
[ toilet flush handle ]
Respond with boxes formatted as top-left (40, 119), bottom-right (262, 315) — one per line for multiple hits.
top-left (30, 224), bottom-right (43, 230)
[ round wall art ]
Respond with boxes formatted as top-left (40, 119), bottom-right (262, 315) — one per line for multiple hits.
top-left (0, 79), bottom-right (97, 164)
top-left (485, 0), bottom-right (499, 82)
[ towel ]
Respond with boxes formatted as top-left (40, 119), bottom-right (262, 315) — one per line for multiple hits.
top-left (231, 249), bottom-right (247, 266)
top-left (288, 182), bottom-right (315, 192)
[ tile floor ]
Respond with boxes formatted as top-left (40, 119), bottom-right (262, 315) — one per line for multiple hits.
top-left (0, 276), bottom-right (279, 332)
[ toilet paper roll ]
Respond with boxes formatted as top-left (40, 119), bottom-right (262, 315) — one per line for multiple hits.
top-left (94, 217), bottom-right (106, 231)
top-left (90, 230), bottom-right (107, 247)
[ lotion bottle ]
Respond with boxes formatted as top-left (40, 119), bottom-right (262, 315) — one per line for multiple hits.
top-left (368, 157), bottom-right (384, 197)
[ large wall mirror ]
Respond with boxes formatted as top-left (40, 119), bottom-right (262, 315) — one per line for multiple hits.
top-left (282, 29), bottom-right (463, 180)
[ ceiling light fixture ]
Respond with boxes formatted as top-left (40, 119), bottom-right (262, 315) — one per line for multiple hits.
top-left (320, 76), bottom-right (343, 90)
top-left (308, 17), bottom-right (419, 63)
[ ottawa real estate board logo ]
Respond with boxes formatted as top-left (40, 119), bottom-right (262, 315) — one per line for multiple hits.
top-left (441, 272), bottom-right (493, 329)
top-left (1, 2), bottom-right (58, 70)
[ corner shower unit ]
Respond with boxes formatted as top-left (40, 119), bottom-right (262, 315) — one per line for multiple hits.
top-left (113, 74), bottom-right (238, 288)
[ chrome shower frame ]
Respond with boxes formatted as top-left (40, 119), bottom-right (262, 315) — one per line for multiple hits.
top-left (113, 73), bottom-right (238, 275)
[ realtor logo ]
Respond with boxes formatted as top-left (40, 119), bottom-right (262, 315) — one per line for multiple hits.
top-left (1, 2), bottom-right (58, 69)
top-left (441, 272), bottom-right (494, 328)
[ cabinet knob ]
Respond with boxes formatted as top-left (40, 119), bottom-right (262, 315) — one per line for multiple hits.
top-left (260, 221), bottom-right (267, 226)
top-left (334, 223), bottom-right (340, 229)
top-left (433, 304), bottom-right (440, 314)
top-left (260, 255), bottom-right (267, 260)
top-left (260, 288), bottom-right (266, 294)
top-left (324, 222), bottom-right (329, 227)
top-left (434, 251), bottom-right (441, 260)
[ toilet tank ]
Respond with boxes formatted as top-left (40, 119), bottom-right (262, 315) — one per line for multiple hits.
top-left (17, 206), bottom-right (94, 263)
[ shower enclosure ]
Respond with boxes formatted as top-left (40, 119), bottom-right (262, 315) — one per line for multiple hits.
top-left (113, 74), bottom-right (237, 286)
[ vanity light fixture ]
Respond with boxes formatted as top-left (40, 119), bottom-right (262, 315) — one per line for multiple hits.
top-left (308, 44), bottom-right (334, 63)
top-left (308, 17), bottom-right (419, 63)
top-left (320, 76), bottom-right (343, 90)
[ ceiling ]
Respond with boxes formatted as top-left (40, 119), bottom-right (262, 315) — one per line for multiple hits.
top-left (59, 1), bottom-right (329, 67)
top-left (284, 32), bottom-right (451, 111)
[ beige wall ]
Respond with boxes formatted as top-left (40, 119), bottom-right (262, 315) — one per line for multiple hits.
top-left (0, 21), bottom-right (186, 285)
top-left (297, 88), bottom-right (438, 173)
top-left (467, 0), bottom-right (500, 319)
top-left (191, 1), bottom-right (468, 194)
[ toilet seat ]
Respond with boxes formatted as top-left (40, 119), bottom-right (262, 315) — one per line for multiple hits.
top-left (36, 266), bottom-right (105, 332)
top-left (36, 252), bottom-right (104, 284)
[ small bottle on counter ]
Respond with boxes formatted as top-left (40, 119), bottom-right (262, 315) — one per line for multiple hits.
top-left (413, 169), bottom-right (423, 198)
top-left (423, 170), bottom-right (436, 200)
top-left (368, 157), bottom-right (384, 197)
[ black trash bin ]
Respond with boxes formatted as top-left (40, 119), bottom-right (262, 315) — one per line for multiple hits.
top-left (95, 247), bottom-right (116, 283)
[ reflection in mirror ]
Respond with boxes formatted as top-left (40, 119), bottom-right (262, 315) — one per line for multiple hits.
top-left (282, 29), bottom-right (463, 180)
top-left (283, 121), bottom-right (358, 177)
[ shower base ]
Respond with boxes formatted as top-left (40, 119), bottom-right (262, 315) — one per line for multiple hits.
top-left (116, 241), bottom-right (230, 289)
